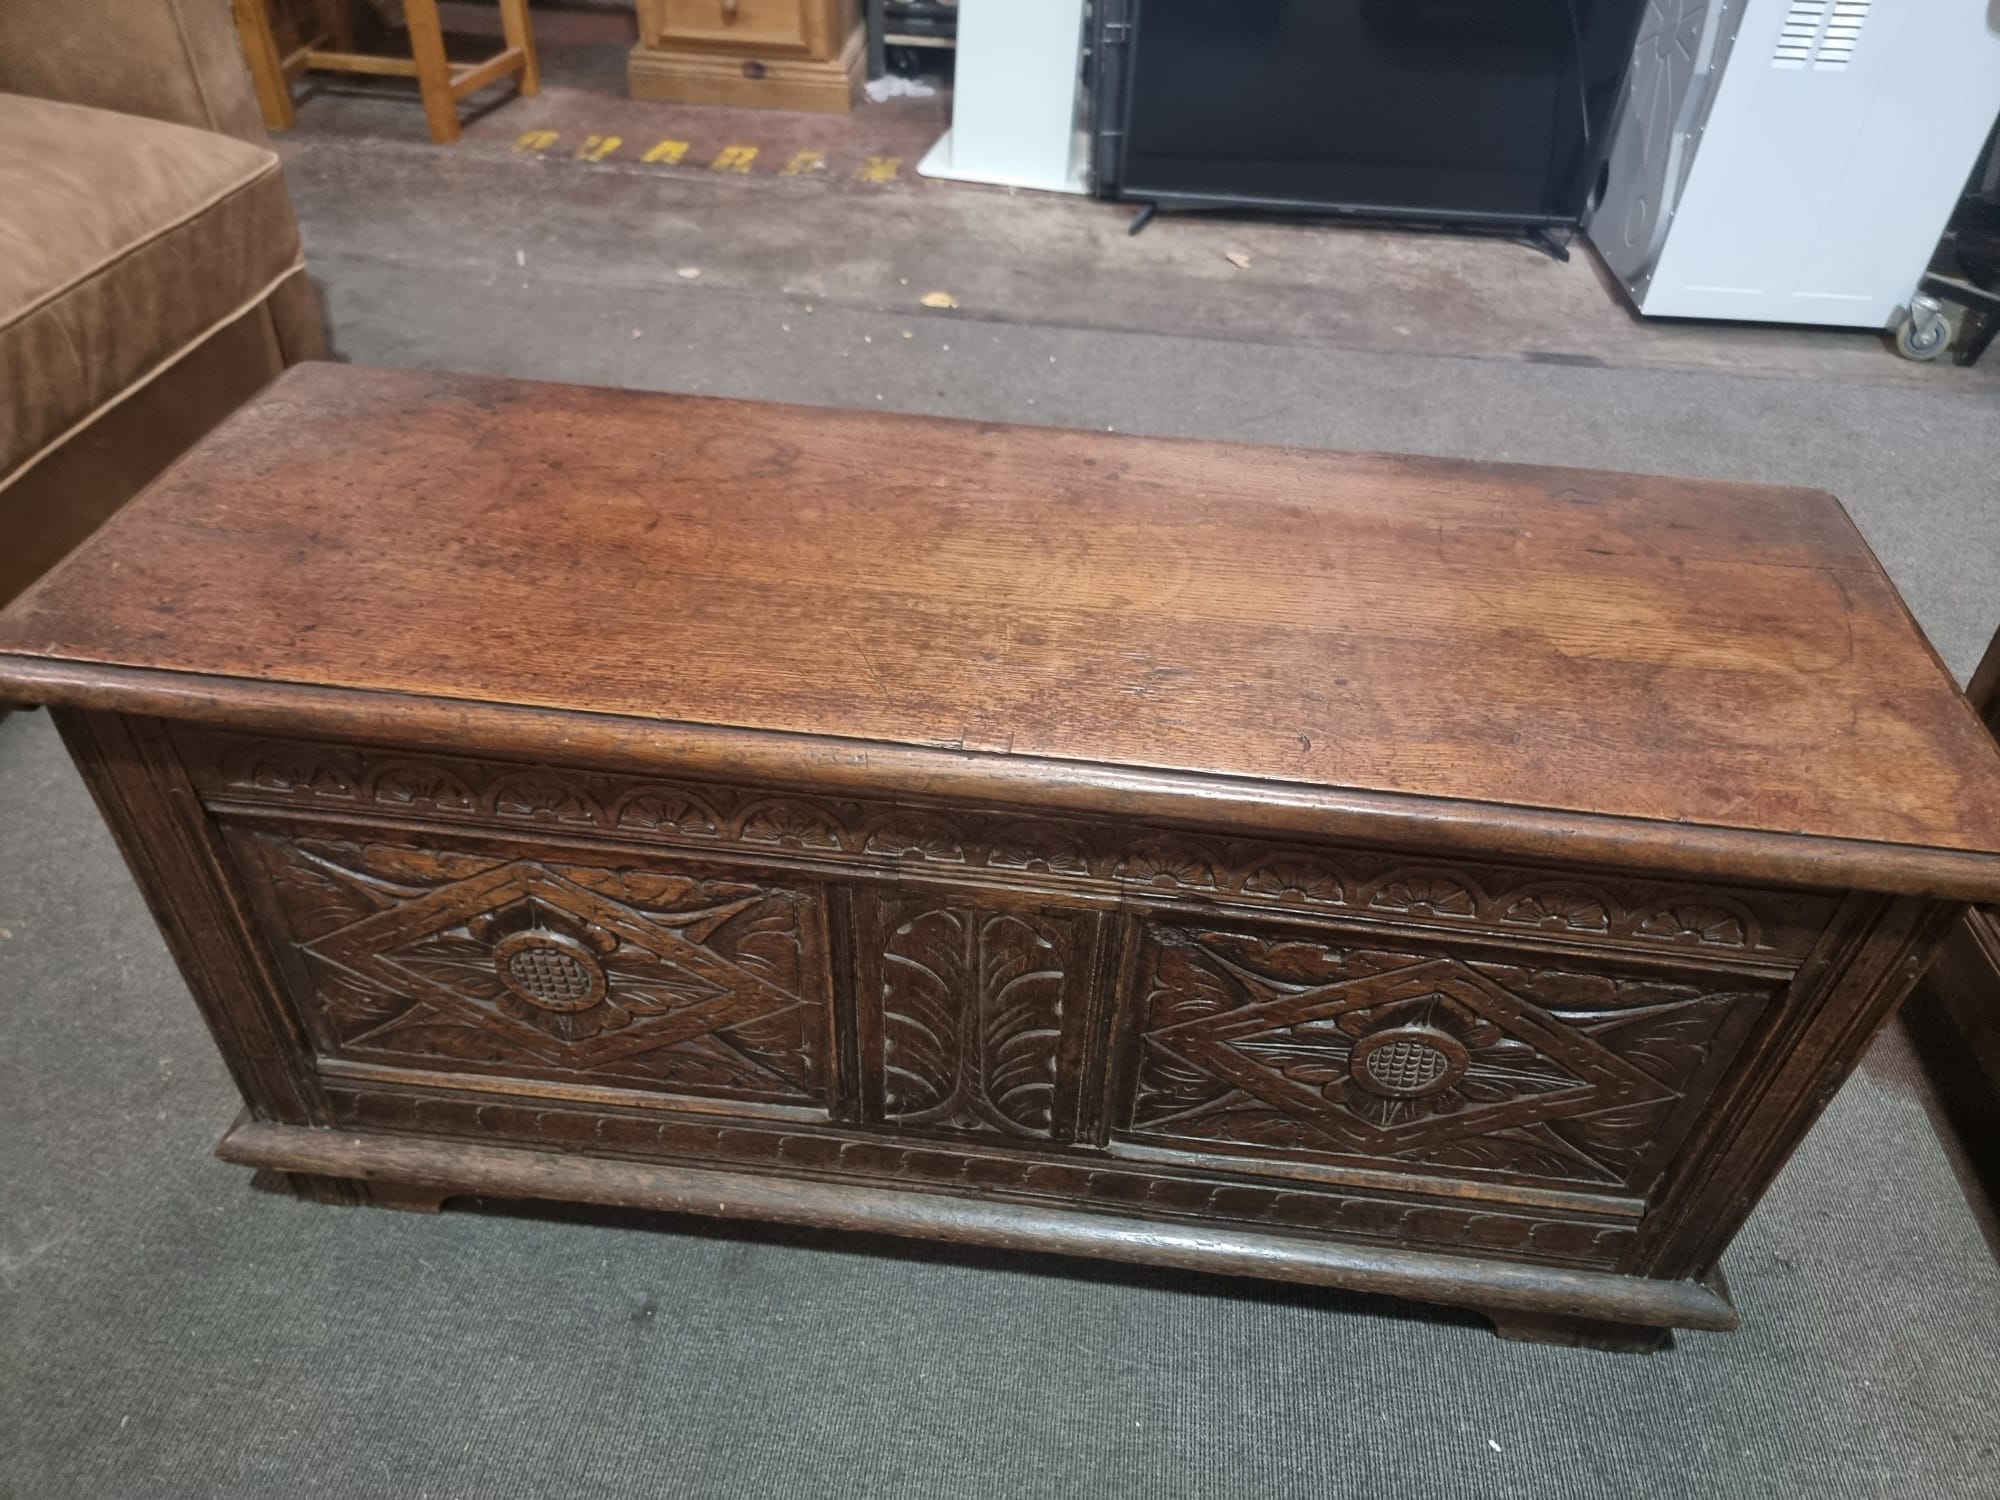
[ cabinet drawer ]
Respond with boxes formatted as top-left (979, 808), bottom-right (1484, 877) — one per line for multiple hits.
top-left (222, 818), bottom-right (833, 1115)
top-left (647, 0), bottom-right (813, 54)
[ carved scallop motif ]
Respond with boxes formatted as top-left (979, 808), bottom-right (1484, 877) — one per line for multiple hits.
top-left (737, 800), bottom-right (843, 850)
top-left (1119, 840), bottom-right (1226, 891)
top-left (1500, 884), bottom-right (1615, 934)
top-left (1365, 869), bottom-right (1480, 919)
top-left (489, 773), bottom-right (601, 825)
top-left (862, 814), bottom-right (968, 863)
top-left (240, 751), bottom-right (358, 799)
top-left (985, 823), bottom-right (1093, 876)
top-left (1239, 855), bottom-right (1349, 907)
top-left (368, 763), bottom-right (477, 813)
top-left (611, 790), bottom-right (722, 837)
top-left (1633, 899), bottom-right (1755, 949)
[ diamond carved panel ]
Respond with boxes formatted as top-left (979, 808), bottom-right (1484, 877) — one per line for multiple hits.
top-left (236, 831), bottom-right (826, 1105)
top-left (1127, 925), bottom-right (1770, 1189)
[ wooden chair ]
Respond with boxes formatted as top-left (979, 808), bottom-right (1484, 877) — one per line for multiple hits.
top-left (231, 0), bottom-right (538, 145)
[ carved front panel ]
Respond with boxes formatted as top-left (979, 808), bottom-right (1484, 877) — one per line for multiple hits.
top-left (1124, 921), bottom-right (1776, 1194)
top-left (224, 823), bottom-right (830, 1109)
top-left (175, 728), bottom-right (1835, 1244)
top-left (853, 892), bottom-right (1106, 1141)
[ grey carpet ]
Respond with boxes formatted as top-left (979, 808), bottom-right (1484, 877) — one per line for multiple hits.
top-left (7, 144), bottom-right (2000, 1497)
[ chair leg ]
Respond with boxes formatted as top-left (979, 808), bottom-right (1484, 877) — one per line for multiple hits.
top-left (498, 0), bottom-right (541, 96)
top-left (402, 0), bottom-right (463, 144)
top-left (231, 0), bottom-right (297, 131)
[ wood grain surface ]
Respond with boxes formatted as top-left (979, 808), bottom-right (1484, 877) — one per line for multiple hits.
top-left (5, 362), bottom-right (1999, 859)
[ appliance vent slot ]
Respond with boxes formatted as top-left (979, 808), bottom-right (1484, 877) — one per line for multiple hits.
top-left (1772, 0), bottom-right (1825, 66)
top-left (1771, 0), bottom-right (1869, 69)
top-left (1815, 0), bottom-right (1869, 66)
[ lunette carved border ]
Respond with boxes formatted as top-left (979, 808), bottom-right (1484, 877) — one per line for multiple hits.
top-left (173, 727), bottom-right (1834, 968)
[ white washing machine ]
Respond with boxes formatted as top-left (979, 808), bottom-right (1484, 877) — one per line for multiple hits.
top-left (1587, 0), bottom-right (2000, 352)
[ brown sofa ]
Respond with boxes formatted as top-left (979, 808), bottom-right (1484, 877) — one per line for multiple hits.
top-left (0, 0), bottom-right (325, 608)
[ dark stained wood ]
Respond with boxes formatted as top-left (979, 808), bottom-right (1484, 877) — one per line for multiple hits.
top-left (362, 1179), bottom-right (453, 1214)
top-left (1483, 1309), bottom-right (1675, 1353)
top-left (3, 363), bottom-right (2000, 877)
top-left (1966, 623), bottom-right (2000, 734)
top-left (1623, 891), bottom-right (1960, 1279)
top-left (8, 658), bottom-right (2000, 900)
top-left (51, 710), bottom-right (328, 1125)
top-left (213, 1116), bottom-right (1741, 1332)
top-left (1906, 621), bottom-right (2000, 1167)
top-left (8, 365), bottom-right (1997, 1349)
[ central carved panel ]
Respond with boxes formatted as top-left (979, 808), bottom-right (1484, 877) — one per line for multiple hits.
top-left (1125, 924), bottom-right (1775, 1190)
top-left (854, 893), bottom-right (1105, 1141)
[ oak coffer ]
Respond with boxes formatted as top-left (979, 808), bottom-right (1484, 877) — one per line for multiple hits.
top-left (7, 363), bottom-right (2000, 1352)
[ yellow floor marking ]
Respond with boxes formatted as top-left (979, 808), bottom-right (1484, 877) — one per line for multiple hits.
top-left (642, 138), bottom-right (691, 165)
top-left (709, 145), bottom-right (760, 172)
top-left (513, 129), bottom-right (559, 153)
top-left (576, 134), bottom-right (623, 162)
top-left (780, 150), bottom-right (827, 176)
top-left (855, 156), bottom-right (902, 183)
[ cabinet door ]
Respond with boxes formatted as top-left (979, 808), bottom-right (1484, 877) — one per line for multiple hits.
top-left (224, 818), bottom-right (834, 1115)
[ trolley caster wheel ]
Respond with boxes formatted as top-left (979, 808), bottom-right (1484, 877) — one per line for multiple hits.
top-left (1894, 299), bottom-right (1950, 361)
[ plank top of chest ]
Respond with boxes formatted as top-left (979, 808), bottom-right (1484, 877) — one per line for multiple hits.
top-left (4, 362), bottom-right (1999, 900)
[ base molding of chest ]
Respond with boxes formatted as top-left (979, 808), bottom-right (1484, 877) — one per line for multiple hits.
top-left (216, 1114), bottom-right (1740, 1335)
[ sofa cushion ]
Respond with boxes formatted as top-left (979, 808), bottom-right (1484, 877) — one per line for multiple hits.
top-left (0, 94), bottom-right (306, 486)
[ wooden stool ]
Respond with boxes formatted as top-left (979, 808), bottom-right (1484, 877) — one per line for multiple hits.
top-left (231, 0), bottom-right (539, 145)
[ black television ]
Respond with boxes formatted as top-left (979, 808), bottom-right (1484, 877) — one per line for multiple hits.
top-left (1093, 0), bottom-right (1649, 244)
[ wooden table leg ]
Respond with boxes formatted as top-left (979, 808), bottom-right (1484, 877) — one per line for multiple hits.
top-left (231, 0), bottom-right (297, 131)
top-left (498, 0), bottom-right (541, 96)
top-left (402, 0), bottom-right (463, 144)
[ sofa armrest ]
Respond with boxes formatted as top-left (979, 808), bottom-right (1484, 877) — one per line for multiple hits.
top-left (0, 0), bottom-right (271, 142)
